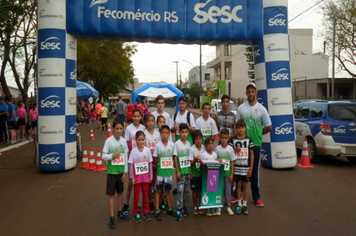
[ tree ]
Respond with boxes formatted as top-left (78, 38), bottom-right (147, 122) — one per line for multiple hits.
top-left (322, 0), bottom-right (356, 77)
top-left (245, 45), bottom-right (255, 81)
top-left (77, 40), bottom-right (137, 99)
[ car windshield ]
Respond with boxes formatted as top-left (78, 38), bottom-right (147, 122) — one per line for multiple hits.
top-left (328, 104), bottom-right (356, 121)
top-left (217, 102), bottom-right (236, 111)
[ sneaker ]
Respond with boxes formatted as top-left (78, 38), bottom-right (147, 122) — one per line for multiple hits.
top-left (155, 212), bottom-right (162, 221)
top-left (211, 209), bottom-right (216, 216)
top-left (215, 208), bottom-right (221, 216)
top-left (133, 214), bottom-right (141, 223)
top-left (193, 206), bottom-right (199, 216)
top-left (255, 199), bottom-right (264, 207)
top-left (236, 205), bottom-right (242, 215)
top-left (182, 206), bottom-right (189, 217)
top-left (149, 203), bottom-right (155, 214)
top-left (117, 211), bottom-right (130, 220)
top-left (143, 213), bottom-right (151, 221)
top-left (122, 204), bottom-right (129, 212)
top-left (159, 204), bottom-right (167, 213)
top-left (242, 206), bottom-right (249, 215)
top-left (231, 197), bottom-right (238, 204)
top-left (167, 209), bottom-right (175, 217)
top-left (205, 209), bottom-right (212, 217)
top-left (198, 209), bottom-right (204, 215)
top-left (22, 138), bottom-right (27, 142)
top-left (175, 210), bottom-right (182, 221)
top-left (108, 217), bottom-right (115, 229)
top-left (226, 207), bottom-right (234, 216)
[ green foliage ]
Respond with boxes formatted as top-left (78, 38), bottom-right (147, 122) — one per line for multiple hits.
top-left (77, 40), bottom-right (137, 99)
top-left (322, 0), bottom-right (356, 77)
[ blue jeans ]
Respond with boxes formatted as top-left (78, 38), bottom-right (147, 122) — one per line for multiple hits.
top-left (251, 146), bottom-right (261, 201)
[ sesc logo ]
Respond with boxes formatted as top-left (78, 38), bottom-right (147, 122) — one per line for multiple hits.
top-left (275, 122), bottom-right (293, 135)
top-left (193, 0), bottom-right (243, 24)
top-left (268, 14), bottom-right (286, 27)
top-left (260, 149), bottom-right (268, 161)
top-left (41, 95), bottom-right (61, 108)
top-left (89, 0), bottom-right (109, 8)
top-left (70, 123), bottom-right (77, 135)
top-left (41, 152), bottom-right (61, 164)
top-left (333, 126), bottom-right (346, 134)
top-left (40, 37), bottom-right (61, 50)
top-left (257, 97), bottom-right (264, 105)
top-left (271, 68), bottom-right (289, 81)
top-left (70, 69), bottom-right (77, 80)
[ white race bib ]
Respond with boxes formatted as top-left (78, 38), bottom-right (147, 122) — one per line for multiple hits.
top-left (160, 157), bottom-right (173, 169)
top-left (222, 159), bottom-right (230, 171)
top-left (147, 138), bottom-right (158, 150)
top-left (134, 162), bottom-right (149, 175)
top-left (195, 161), bottom-right (201, 169)
top-left (112, 153), bottom-right (125, 166)
top-left (179, 156), bottom-right (191, 168)
top-left (201, 126), bottom-right (211, 136)
top-left (131, 139), bottom-right (137, 148)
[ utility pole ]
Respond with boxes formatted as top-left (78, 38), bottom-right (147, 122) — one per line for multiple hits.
top-left (173, 61), bottom-right (179, 86)
top-left (199, 45), bottom-right (202, 107)
top-left (331, 4), bottom-right (336, 100)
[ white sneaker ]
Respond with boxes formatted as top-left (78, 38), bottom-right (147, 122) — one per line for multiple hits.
top-left (226, 207), bottom-right (234, 216)
top-left (215, 208), bottom-right (221, 216)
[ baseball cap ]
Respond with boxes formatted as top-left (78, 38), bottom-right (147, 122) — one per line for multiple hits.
top-left (246, 82), bottom-right (256, 90)
top-left (178, 96), bottom-right (187, 102)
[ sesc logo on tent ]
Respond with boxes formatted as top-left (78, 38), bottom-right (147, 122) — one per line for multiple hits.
top-left (70, 69), bottom-right (77, 80)
top-left (270, 115), bottom-right (295, 142)
top-left (41, 95), bottom-right (61, 108)
top-left (268, 14), bottom-right (286, 27)
top-left (66, 115), bottom-right (77, 143)
top-left (193, 0), bottom-right (243, 24)
top-left (41, 152), bottom-right (61, 164)
top-left (40, 37), bottom-right (61, 50)
top-left (38, 88), bottom-right (65, 116)
top-left (38, 29), bottom-right (65, 59)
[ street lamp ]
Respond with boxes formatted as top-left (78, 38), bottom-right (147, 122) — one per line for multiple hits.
top-left (173, 61), bottom-right (179, 85)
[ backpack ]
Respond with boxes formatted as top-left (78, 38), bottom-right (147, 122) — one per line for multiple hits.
top-left (173, 111), bottom-right (191, 126)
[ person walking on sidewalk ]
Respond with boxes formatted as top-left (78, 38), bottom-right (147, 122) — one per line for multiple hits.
top-left (235, 82), bottom-right (272, 207)
top-left (0, 97), bottom-right (8, 143)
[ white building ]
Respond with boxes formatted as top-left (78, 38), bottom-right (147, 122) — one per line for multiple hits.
top-left (187, 66), bottom-right (214, 88)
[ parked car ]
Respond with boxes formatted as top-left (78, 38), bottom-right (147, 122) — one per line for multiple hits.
top-left (210, 99), bottom-right (237, 118)
top-left (293, 100), bottom-right (356, 163)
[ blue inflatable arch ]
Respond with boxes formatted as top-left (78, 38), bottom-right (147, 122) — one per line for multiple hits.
top-left (131, 83), bottom-right (183, 113)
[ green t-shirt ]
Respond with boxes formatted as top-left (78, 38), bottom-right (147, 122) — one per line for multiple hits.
top-left (215, 145), bottom-right (237, 177)
top-left (154, 140), bottom-right (175, 177)
top-left (103, 136), bottom-right (128, 174)
top-left (189, 144), bottom-right (206, 177)
top-left (173, 139), bottom-right (191, 175)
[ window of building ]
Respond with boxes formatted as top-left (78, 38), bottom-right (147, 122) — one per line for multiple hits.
top-left (205, 74), bottom-right (210, 81)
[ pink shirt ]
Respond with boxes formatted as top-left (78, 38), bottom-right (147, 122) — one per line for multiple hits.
top-left (128, 147), bottom-right (153, 184)
top-left (17, 107), bottom-right (26, 119)
top-left (30, 109), bottom-right (37, 121)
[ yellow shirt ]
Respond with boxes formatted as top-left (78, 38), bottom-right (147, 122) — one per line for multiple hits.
top-left (100, 106), bottom-right (108, 118)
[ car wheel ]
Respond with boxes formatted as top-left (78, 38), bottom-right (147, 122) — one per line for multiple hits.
top-left (307, 138), bottom-right (320, 163)
top-left (347, 157), bottom-right (356, 164)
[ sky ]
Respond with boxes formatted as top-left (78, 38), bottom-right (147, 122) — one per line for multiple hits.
top-left (131, 0), bottom-right (332, 85)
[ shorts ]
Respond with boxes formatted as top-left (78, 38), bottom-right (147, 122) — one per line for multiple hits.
top-left (190, 176), bottom-right (202, 191)
top-left (31, 120), bottom-right (38, 128)
top-left (106, 174), bottom-right (124, 195)
top-left (17, 118), bottom-right (26, 126)
top-left (118, 114), bottom-right (126, 122)
top-left (156, 176), bottom-right (172, 190)
top-left (234, 175), bottom-right (251, 183)
top-left (8, 120), bottom-right (16, 129)
top-left (96, 114), bottom-right (101, 121)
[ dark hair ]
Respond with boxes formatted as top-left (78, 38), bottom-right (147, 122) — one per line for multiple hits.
top-left (220, 128), bottom-right (230, 137)
top-left (221, 94), bottom-right (229, 101)
top-left (178, 96), bottom-right (187, 102)
top-left (160, 125), bottom-right (170, 133)
top-left (119, 96), bottom-right (122, 100)
top-left (136, 98), bottom-right (140, 103)
top-left (113, 118), bottom-right (124, 128)
top-left (135, 130), bottom-right (145, 140)
top-left (155, 95), bottom-right (165, 103)
top-left (179, 123), bottom-right (189, 132)
top-left (5, 97), bottom-right (11, 102)
top-left (157, 115), bottom-right (166, 123)
top-left (132, 108), bottom-right (142, 117)
top-left (192, 130), bottom-right (203, 141)
top-left (145, 114), bottom-right (155, 124)
top-left (205, 137), bottom-right (214, 145)
top-left (202, 102), bottom-right (210, 109)
top-left (235, 119), bottom-right (246, 128)
top-left (32, 103), bottom-right (37, 111)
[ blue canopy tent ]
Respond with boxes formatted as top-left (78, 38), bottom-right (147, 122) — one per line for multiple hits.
top-left (131, 84), bottom-right (184, 112)
top-left (76, 80), bottom-right (99, 99)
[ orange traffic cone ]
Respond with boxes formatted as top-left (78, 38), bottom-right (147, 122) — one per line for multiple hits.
top-left (94, 148), bottom-right (105, 171)
top-left (106, 122), bottom-right (112, 139)
top-left (79, 147), bottom-right (89, 169)
top-left (87, 147), bottom-right (96, 170)
top-left (90, 127), bottom-right (95, 140)
top-left (298, 138), bottom-right (314, 168)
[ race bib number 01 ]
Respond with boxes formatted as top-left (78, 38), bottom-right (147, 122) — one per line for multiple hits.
top-left (160, 157), bottom-right (173, 169)
top-left (179, 156), bottom-right (190, 168)
top-left (201, 127), bottom-right (211, 136)
top-left (112, 153), bottom-right (125, 166)
top-left (135, 162), bottom-right (148, 175)
top-left (222, 159), bottom-right (230, 171)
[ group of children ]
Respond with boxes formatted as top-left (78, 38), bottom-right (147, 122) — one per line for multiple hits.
top-left (102, 95), bottom-right (254, 229)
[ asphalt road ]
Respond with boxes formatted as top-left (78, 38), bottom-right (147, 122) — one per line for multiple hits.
top-left (1, 107), bottom-right (355, 236)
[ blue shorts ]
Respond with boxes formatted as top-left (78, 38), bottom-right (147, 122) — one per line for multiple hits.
top-left (118, 114), bottom-right (126, 122)
top-left (156, 176), bottom-right (172, 191)
top-left (190, 176), bottom-right (202, 191)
